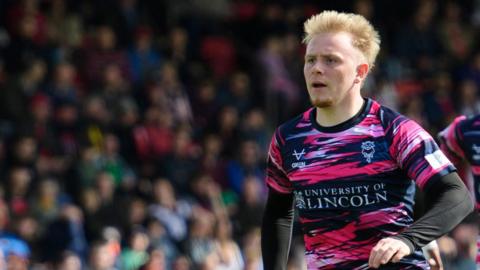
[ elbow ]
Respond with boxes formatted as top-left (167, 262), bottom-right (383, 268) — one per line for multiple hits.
top-left (456, 190), bottom-right (475, 223)
top-left (466, 195), bottom-right (475, 215)
top-left (462, 186), bottom-right (475, 215)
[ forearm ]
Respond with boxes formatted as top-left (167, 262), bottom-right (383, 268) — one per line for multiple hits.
top-left (394, 173), bottom-right (474, 251)
top-left (261, 190), bottom-right (294, 270)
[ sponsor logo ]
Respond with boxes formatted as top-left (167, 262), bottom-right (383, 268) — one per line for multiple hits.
top-left (294, 183), bottom-right (388, 210)
top-left (292, 162), bottom-right (306, 169)
top-left (293, 148), bottom-right (306, 160)
top-left (292, 148), bottom-right (306, 169)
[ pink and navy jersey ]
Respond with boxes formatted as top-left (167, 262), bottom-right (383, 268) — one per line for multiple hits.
top-left (439, 114), bottom-right (480, 209)
top-left (266, 99), bottom-right (455, 269)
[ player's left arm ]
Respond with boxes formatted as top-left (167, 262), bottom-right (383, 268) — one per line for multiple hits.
top-left (369, 118), bottom-right (473, 268)
top-left (369, 172), bottom-right (473, 268)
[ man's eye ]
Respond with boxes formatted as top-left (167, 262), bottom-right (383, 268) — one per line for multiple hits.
top-left (306, 58), bottom-right (315, 64)
top-left (325, 57), bottom-right (337, 64)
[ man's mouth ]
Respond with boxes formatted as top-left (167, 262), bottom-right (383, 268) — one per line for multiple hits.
top-left (311, 82), bottom-right (327, 88)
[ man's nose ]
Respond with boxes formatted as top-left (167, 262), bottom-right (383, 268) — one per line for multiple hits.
top-left (311, 62), bottom-right (324, 74)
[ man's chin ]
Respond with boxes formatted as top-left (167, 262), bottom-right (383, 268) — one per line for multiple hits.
top-left (310, 98), bottom-right (333, 108)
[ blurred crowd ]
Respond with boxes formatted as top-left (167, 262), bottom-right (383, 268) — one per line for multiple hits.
top-left (0, 0), bottom-right (479, 269)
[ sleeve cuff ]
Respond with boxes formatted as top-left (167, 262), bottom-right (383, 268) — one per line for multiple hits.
top-left (390, 235), bottom-right (415, 254)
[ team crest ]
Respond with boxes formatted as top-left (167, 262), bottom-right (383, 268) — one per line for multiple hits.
top-left (361, 141), bottom-right (375, 163)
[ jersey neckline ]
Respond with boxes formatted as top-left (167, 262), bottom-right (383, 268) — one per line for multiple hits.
top-left (310, 98), bottom-right (372, 133)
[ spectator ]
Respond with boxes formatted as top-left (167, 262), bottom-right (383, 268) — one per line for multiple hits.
top-left (233, 176), bottom-right (266, 239)
top-left (0, 232), bottom-right (30, 270)
top-left (184, 209), bottom-right (216, 268)
top-left (145, 217), bottom-right (178, 269)
top-left (213, 217), bottom-right (244, 270)
top-left (87, 239), bottom-right (118, 270)
top-left (98, 63), bottom-right (134, 121)
top-left (147, 62), bottom-right (192, 126)
top-left (148, 178), bottom-right (191, 243)
top-left (5, 166), bottom-right (33, 217)
top-left (45, 61), bottom-right (80, 106)
top-left (120, 227), bottom-right (150, 270)
top-left (41, 204), bottom-right (88, 264)
top-left (258, 34), bottom-right (301, 124)
top-left (226, 139), bottom-right (264, 195)
top-left (97, 132), bottom-right (136, 189)
top-left (161, 126), bottom-right (200, 194)
top-left (128, 26), bottom-right (163, 87)
top-left (438, 1), bottom-right (474, 63)
top-left (133, 106), bottom-right (174, 167)
top-left (82, 24), bottom-right (130, 88)
top-left (56, 251), bottom-right (83, 270)
top-left (219, 71), bottom-right (254, 115)
top-left (140, 246), bottom-right (167, 270)
top-left (0, 58), bottom-right (47, 124)
top-left (30, 177), bottom-right (71, 226)
top-left (191, 80), bottom-right (220, 134)
top-left (457, 79), bottom-right (480, 116)
top-left (198, 133), bottom-right (228, 188)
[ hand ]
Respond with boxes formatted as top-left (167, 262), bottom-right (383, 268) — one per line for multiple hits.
top-left (423, 240), bottom-right (443, 270)
top-left (368, 237), bottom-right (411, 268)
top-left (427, 256), bottom-right (443, 270)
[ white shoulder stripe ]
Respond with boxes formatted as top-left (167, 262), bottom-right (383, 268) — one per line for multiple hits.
top-left (425, 150), bottom-right (450, 170)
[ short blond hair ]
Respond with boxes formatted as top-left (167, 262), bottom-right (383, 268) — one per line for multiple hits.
top-left (303, 10), bottom-right (380, 68)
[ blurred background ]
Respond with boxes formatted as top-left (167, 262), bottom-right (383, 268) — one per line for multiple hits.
top-left (0, 0), bottom-right (479, 269)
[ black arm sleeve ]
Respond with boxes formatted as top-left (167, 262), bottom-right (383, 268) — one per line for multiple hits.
top-left (261, 189), bottom-right (294, 270)
top-left (393, 172), bottom-right (474, 252)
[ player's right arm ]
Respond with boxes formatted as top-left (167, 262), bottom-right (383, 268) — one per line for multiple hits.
top-left (261, 189), bottom-right (294, 270)
top-left (262, 129), bottom-right (294, 270)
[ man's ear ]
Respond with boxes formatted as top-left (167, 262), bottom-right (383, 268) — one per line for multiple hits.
top-left (355, 63), bottom-right (369, 84)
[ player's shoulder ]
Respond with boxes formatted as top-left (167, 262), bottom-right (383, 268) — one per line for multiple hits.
top-left (442, 114), bottom-right (480, 136)
top-left (458, 114), bottom-right (480, 130)
top-left (375, 101), bottom-right (410, 129)
top-left (275, 108), bottom-right (314, 139)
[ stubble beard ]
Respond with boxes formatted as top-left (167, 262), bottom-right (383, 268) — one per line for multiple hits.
top-left (310, 97), bottom-right (334, 108)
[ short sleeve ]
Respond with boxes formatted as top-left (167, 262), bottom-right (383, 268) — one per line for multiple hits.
top-left (390, 119), bottom-right (456, 190)
top-left (266, 130), bottom-right (292, 194)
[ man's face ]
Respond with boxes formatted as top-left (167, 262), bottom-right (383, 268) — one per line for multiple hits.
top-left (304, 31), bottom-right (366, 108)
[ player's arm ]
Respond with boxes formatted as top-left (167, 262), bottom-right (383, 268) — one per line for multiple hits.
top-left (369, 172), bottom-right (473, 268)
top-left (370, 117), bottom-right (473, 268)
top-left (261, 189), bottom-right (294, 270)
top-left (396, 172), bottom-right (473, 250)
top-left (415, 190), bottom-right (443, 270)
top-left (262, 129), bottom-right (294, 270)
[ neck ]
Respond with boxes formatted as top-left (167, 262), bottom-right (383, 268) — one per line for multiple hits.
top-left (315, 94), bottom-right (365, 127)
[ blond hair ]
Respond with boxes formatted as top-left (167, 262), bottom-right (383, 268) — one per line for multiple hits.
top-left (303, 10), bottom-right (380, 68)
